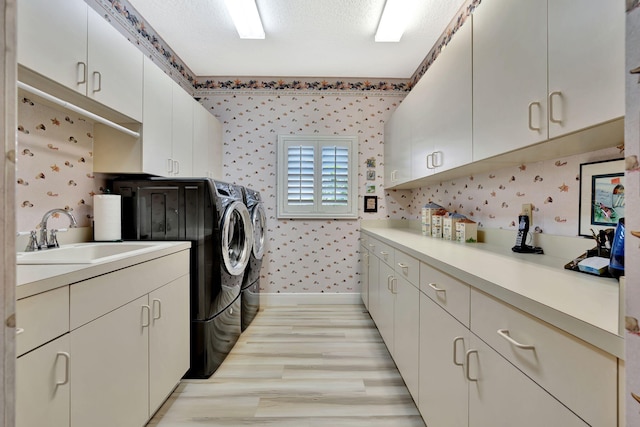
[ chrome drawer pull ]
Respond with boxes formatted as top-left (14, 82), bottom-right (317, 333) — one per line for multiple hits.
top-left (549, 91), bottom-right (563, 124)
top-left (465, 349), bottom-right (478, 382)
top-left (428, 283), bottom-right (446, 293)
top-left (497, 329), bottom-right (535, 350)
top-left (453, 336), bottom-right (464, 367)
top-left (380, 251), bottom-right (389, 256)
top-left (16, 328), bottom-right (24, 335)
top-left (56, 352), bottom-right (70, 386)
top-left (397, 262), bottom-right (409, 269)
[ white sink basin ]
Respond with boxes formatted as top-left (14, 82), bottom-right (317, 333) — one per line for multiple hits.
top-left (16, 242), bottom-right (172, 265)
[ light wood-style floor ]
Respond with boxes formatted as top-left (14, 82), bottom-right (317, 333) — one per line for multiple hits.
top-left (147, 304), bottom-right (426, 426)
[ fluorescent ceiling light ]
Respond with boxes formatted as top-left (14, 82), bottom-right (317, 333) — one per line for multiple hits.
top-left (224, 0), bottom-right (265, 39)
top-left (375, 0), bottom-right (412, 42)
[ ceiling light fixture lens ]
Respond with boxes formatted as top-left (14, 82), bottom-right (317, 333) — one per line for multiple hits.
top-left (375, 0), bottom-right (411, 42)
top-left (224, 0), bottom-right (265, 39)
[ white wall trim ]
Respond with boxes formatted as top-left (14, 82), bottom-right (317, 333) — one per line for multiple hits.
top-left (260, 293), bottom-right (363, 306)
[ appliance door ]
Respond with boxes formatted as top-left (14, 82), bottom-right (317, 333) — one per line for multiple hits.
top-left (250, 203), bottom-right (266, 260)
top-left (221, 201), bottom-right (253, 276)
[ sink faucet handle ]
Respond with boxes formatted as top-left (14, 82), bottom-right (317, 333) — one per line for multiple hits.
top-left (24, 230), bottom-right (39, 252)
top-left (49, 228), bottom-right (68, 248)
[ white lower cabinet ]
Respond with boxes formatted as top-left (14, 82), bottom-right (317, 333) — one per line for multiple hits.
top-left (70, 295), bottom-right (150, 427)
top-left (393, 275), bottom-right (420, 401)
top-left (149, 275), bottom-right (191, 415)
top-left (419, 293), bottom-right (469, 427)
top-left (467, 336), bottom-right (587, 427)
top-left (360, 243), bottom-right (370, 310)
top-left (16, 250), bottom-right (190, 427)
top-left (16, 335), bottom-right (70, 427)
top-left (377, 261), bottom-right (396, 355)
top-left (367, 248), bottom-right (380, 319)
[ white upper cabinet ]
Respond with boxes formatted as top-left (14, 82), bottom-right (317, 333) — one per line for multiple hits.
top-left (17, 0), bottom-right (88, 95)
top-left (193, 102), bottom-right (224, 179)
top-left (473, 0), bottom-right (624, 162)
top-left (412, 18), bottom-right (472, 178)
top-left (86, 7), bottom-right (143, 121)
top-left (547, 0), bottom-right (625, 139)
top-left (384, 105), bottom-right (412, 187)
top-left (17, 0), bottom-right (143, 121)
top-left (141, 56), bottom-right (174, 176)
top-left (171, 84), bottom-right (195, 176)
top-left (472, 0), bottom-right (548, 161)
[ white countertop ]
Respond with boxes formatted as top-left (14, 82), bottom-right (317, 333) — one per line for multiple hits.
top-left (16, 241), bottom-right (191, 300)
top-left (361, 226), bottom-right (623, 358)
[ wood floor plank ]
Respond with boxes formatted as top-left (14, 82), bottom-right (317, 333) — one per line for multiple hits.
top-left (147, 304), bottom-right (425, 427)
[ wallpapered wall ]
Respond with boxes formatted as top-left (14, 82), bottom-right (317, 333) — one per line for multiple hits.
top-left (15, 98), bottom-right (106, 232)
top-left (200, 92), bottom-right (410, 293)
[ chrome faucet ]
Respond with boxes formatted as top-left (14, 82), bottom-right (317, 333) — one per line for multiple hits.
top-left (39, 209), bottom-right (78, 249)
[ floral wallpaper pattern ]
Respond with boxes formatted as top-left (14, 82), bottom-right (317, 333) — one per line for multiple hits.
top-left (16, 98), bottom-right (106, 232)
top-left (409, 147), bottom-right (623, 236)
top-left (201, 91), bottom-right (410, 293)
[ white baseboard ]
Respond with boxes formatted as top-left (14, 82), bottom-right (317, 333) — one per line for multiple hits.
top-left (260, 292), bottom-right (362, 306)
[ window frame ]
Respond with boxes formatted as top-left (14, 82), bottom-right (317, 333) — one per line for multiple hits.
top-left (277, 135), bottom-right (358, 219)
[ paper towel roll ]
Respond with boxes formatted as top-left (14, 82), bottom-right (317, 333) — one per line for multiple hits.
top-left (93, 194), bottom-right (122, 241)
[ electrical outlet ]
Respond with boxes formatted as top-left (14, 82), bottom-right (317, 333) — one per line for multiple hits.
top-left (522, 203), bottom-right (533, 225)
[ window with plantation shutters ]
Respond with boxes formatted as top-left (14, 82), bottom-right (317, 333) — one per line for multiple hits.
top-left (277, 135), bottom-right (358, 219)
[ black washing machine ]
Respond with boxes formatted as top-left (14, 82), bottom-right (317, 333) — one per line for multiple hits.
top-left (112, 178), bottom-right (253, 378)
top-left (241, 187), bottom-right (266, 331)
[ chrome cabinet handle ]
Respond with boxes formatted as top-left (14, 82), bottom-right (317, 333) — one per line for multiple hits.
top-left (56, 352), bottom-right (71, 386)
top-left (387, 275), bottom-right (393, 290)
top-left (167, 158), bottom-right (174, 174)
top-left (77, 62), bottom-right (87, 85)
top-left (528, 101), bottom-right (541, 131)
top-left (141, 304), bottom-right (151, 328)
top-left (453, 336), bottom-right (464, 367)
top-left (152, 299), bottom-right (162, 321)
top-left (368, 243), bottom-right (375, 248)
top-left (426, 153), bottom-right (435, 170)
top-left (465, 349), bottom-right (478, 382)
top-left (428, 282), bottom-right (446, 293)
top-left (432, 151), bottom-right (443, 168)
top-left (497, 329), bottom-right (535, 350)
top-left (16, 328), bottom-right (24, 335)
top-left (92, 71), bottom-right (102, 93)
top-left (391, 277), bottom-right (397, 294)
top-left (397, 262), bottom-right (408, 269)
top-left (174, 160), bottom-right (180, 175)
top-left (549, 91), bottom-right (563, 124)
top-left (380, 251), bottom-right (389, 260)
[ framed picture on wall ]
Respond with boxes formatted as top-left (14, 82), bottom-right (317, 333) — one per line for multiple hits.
top-left (578, 158), bottom-right (625, 237)
top-left (366, 170), bottom-right (376, 181)
top-left (364, 196), bottom-right (377, 213)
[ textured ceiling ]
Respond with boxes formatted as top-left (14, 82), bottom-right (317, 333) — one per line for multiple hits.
top-left (125, 0), bottom-right (465, 79)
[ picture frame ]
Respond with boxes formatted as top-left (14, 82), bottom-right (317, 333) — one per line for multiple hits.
top-left (366, 170), bottom-right (376, 181)
top-left (578, 158), bottom-right (625, 237)
top-left (364, 195), bottom-right (378, 213)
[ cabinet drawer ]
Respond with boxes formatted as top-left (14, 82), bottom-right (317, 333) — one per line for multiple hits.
top-left (70, 250), bottom-right (190, 329)
top-left (394, 250), bottom-right (419, 287)
top-left (374, 239), bottom-right (395, 267)
top-left (16, 286), bottom-right (69, 357)
top-left (470, 288), bottom-right (616, 427)
top-left (420, 263), bottom-right (469, 327)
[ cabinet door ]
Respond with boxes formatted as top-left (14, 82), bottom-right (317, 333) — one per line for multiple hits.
top-left (87, 7), bottom-right (143, 121)
top-left (360, 248), bottom-right (370, 310)
top-left (419, 294), bottom-right (469, 427)
top-left (70, 295), bottom-right (149, 427)
top-left (393, 276), bottom-right (419, 401)
top-left (171, 85), bottom-right (195, 176)
top-left (384, 107), bottom-right (411, 187)
top-left (430, 18), bottom-right (472, 173)
top-left (142, 56), bottom-right (173, 176)
top-left (208, 111), bottom-right (223, 179)
top-left (16, 335), bottom-right (70, 427)
top-left (547, 0), bottom-right (624, 138)
top-left (149, 275), bottom-right (191, 415)
top-left (410, 77), bottom-right (435, 180)
top-left (472, 0), bottom-right (548, 161)
top-left (367, 250), bottom-right (380, 320)
top-left (468, 336), bottom-right (588, 427)
top-left (192, 102), bottom-right (211, 177)
top-left (17, 0), bottom-right (88, 95)
top-left (377, 262), bottom-right (396, 355)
